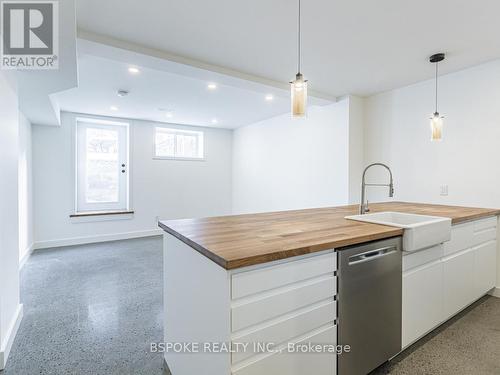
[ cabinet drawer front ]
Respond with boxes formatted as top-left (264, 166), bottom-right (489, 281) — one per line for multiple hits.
top-left (444, 222), bottom-right (474, 256)
top-left (232, 252), bottom-right (335, 300)
top-left (232, 276), bottom-right (336, 332)
top-left (473, 217), bottom-right (497, 232)
top-left (232, 301), bottom-right (336, 364)
top-left (232, 325), bottom-right (337, 375)
top-left (403, 245), bottom-right (443, 272)
top-left (443, 248), bottom-right (475, 319)
top-left (402, 260), bottom-right (444, 348)
top-left (472, 228), bottom-right (496, 246)
top-left (474, 240), bottom-right (497, 296)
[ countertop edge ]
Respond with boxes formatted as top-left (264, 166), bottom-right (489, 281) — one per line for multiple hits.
top-left (158, 221), bottom-right (229, 269)
top-left (158, 205), bottom-right (500, 271)
top-left (158, 221), bottom-right (404, 270)
top-left (224, 229), bottom-right (404, 270)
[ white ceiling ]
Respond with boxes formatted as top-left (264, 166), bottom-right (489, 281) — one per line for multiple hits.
top-left (75, 0), bottom-right (500, 97)
top-left (54, 40), bottom-right (331, 128)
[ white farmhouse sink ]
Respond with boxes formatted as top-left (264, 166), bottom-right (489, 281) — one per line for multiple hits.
top-left (345, 211), bottom-right (452, 252)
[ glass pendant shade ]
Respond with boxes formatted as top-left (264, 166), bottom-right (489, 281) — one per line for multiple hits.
top-left (291, 73), bottom-right (308, 118)
top-left (430, 112), bottom-right (443, 141)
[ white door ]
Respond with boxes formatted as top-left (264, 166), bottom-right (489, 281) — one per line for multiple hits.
top-left (76, 121), bottom-right (129, 212)
top-left (443, 248), bottom-right (475, 319)
top-left (402, 260), bottom-right (444, 348)
top-left (473, 241), bottom-right (497, 297)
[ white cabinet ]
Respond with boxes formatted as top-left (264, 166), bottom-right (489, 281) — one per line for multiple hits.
top-left (230, 250), bottom-right (337, 374)
top-left (232, 324), bottom-right (337, 375)
top-left (164, 236), bottom-right (338, 375)
top-left (443, 248), bottom-right (476, 319)
top-left (402, 260), bottom-right (443, 348)
top-left (474, 240), bottom-right (497, 296)
top-left (402, 216), bottom-right (498, 349)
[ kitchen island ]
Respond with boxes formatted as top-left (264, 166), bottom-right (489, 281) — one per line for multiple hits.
top-left (159, 202), bottom-right (500, 375)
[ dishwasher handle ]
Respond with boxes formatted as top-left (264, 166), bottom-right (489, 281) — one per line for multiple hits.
top-left (348, 246), bottom-right (397, 266)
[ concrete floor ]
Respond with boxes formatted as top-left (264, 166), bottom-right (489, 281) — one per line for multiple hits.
top-left (2, 236), bottom-right (499, 374)
top-left (2, 236), bottom-right (167, 374)
top-left (372, 295), bottom-right (500, 375)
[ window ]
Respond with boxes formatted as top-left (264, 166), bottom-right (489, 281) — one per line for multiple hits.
top-left (154, 127), bottom-right (204, 160)
top-left (76, 119), bottom-right (129, 212)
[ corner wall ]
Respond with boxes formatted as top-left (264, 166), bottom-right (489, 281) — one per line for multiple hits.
top-left (0, 71), bottom-right (23, 369)
top-left (18, 113), bottom-right (34, 265)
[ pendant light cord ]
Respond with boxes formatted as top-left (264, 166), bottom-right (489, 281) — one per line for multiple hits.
top-left (298, 0), bottom-right (301, 73)
top-left (435, 61), bottom-right (438, 113)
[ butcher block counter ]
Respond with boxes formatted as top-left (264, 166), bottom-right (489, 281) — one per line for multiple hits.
top-left (158, 201), bottom-right (500, 270)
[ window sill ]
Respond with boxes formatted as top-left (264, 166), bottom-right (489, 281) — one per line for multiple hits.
top-left (70, 210), bottom-right (134, 223)
top-left (153, 156), bottom-right (205, 161)
top-left (70, 210), bottom-right (135, 218)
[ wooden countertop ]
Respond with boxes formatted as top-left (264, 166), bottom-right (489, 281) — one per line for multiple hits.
top-left (158, 202), bottom-right (500, 270)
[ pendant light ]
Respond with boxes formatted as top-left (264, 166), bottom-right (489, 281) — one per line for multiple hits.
top-left (429, 53), bottom-right (445, 141)
top-left (290, 0), bottom-right (308, 118)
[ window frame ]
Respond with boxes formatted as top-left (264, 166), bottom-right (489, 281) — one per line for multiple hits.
top-left (74, 117), bottom-right (130, 214)
top-left (153, 126), bottom-right (205, 161)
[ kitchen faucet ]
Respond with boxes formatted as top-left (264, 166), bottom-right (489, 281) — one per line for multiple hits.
top-left (360, 163), bottom-right (394, 214)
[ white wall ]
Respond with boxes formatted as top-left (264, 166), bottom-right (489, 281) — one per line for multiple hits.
top-left (364, 59), bottom-right (500, 289)
top-left (32, 112), bottom-right (233, 247)
top-left (347, 96), bottom-right (365, 204)
top-left (18, 113), bottom-right (34, 264)
top-left (364, 59), bottom-right (500, 207)
top-left (0, 71), bottom-right (22, 368)
top-left (232, 100), bottom-right (350, 213)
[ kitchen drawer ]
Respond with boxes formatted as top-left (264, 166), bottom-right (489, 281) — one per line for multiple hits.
top-left (474, 240), bottom-right (497, 296)
top-left (231, 251), bottom-right (335, 300)
top-left (402, 259), bottom-right (444, 348)
top-left (443, 222), bottom-right (473, 257)
top-left (232, 324), bottom-right (336, 375)
top-left (443, 248), bottom-right (476, 319)
top-left (472, 227), bottom-right (496, 246)
top-left (473, 217), bottom-right (497, 232)
top-left (403, 245), bottom-right (443, 272)
top-left (231, 275), bottom-right (336, 332)
top-left (232, 300), bottom-right (336, 364)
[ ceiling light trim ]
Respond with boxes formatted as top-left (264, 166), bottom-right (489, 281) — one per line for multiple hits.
top-left (77, 29), bottom-right (336, 102)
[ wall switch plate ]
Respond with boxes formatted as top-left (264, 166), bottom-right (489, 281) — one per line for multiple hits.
top-left (440, 185), bottom-right (449, 196)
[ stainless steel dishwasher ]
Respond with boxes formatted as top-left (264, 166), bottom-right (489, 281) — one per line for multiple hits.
top-left (338, 237), bottom-right (402, 375)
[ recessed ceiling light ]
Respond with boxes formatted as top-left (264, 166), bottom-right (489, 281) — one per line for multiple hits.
top-left (110, 106), bottom-right (119, 111)
top-left (207, 83), bottom-right (217, 90)
top-left (211, 118), bottom-right (218, 124)
top-left (128, 67), bottom-right (140, 74)
top-left (165, 111), bottom-right (174, 118)
top-left (265, 94), bottom-right (274, 101)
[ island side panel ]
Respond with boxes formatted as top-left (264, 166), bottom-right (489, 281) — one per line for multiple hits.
top-left (497, 216), bottom-right (500, 297)
top-left (164, 234), bottom-right (232, 375)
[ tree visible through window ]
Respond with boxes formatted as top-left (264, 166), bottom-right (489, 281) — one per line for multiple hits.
top-left (155, 127), bottom-right (204, 160)
top-left (76, 120), bottom-right (129, 212)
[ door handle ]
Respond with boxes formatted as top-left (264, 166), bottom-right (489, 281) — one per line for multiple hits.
top-left (348, 246), bottom-right (397, 265)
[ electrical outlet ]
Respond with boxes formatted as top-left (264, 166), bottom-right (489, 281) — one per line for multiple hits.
top-left (440, 185), bottom-right (448, 196)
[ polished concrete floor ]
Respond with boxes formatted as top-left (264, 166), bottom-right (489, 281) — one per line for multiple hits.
top-left (372, 295), bottom-right (500, 375)
top-left (2, 236), bottom-right (166, 374)
top-left (3, 236), bottom-right (500, 374)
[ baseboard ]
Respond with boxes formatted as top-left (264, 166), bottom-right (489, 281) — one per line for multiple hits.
top-left (19, 243), bottom-right (35, 269)
top-left (33, 229), bottom-right (163, 250)
top-left (489, 287), bottom-right (500, 298)
top-left (0, 304), bottom-right (24, 370)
